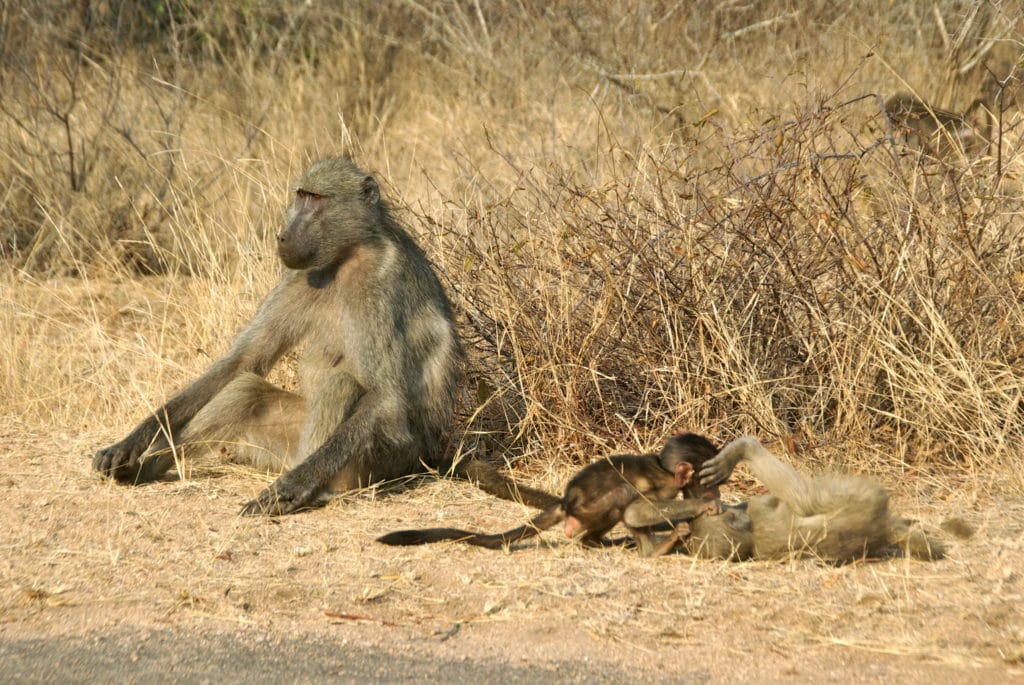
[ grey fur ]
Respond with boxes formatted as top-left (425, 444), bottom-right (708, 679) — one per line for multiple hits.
top-left (884, 93), bottom-right (991, 158)
top-left (624, 436), bottom-right (946, 562)
top-left (93, 157), bottom-right (462, 516)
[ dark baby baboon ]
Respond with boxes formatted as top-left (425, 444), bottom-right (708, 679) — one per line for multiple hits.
top-left (623, 436), bottom-right (946, 562)
top-left (93, 156), bottom-right (469, 516)
top-left (377, 433), bottom-right (721, 550)
top-left (884, 93), bottom-right (991, 158)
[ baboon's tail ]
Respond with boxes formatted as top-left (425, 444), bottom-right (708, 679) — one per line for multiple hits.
top-left (376, 528), bottom-right (505, 549)
top-left (376, 522), bottom-right (548, 550)
top-left (453, 456), bottom-right (561, 510)
top-left (377, 506), bottom-right (564, 550)
top-left (890, 518), bottom-right (946, 560)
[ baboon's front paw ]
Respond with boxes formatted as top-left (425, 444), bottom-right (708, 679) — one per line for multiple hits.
top-left (240, 478), bottom-right (318, 517)
top-left (92, 442), bottom-right (143, 483)
top-left (698, 456), bottom-right (733, 487)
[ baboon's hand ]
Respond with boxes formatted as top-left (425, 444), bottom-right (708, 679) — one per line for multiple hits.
top-left (240, 475), bottom-right (320, 517)
top-left (699, 448), bottom-right (742, 486)
top-left (92, 434), bottom-right (149, 482)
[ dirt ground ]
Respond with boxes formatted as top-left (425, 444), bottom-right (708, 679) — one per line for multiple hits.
top-left (1, 423), bottom-right (1022, 683)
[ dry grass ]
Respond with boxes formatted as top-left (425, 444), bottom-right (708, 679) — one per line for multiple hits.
top-left (2, 1), bottom-right (1024, 678)
top-left (1, 418), bottom-right (1022, 679)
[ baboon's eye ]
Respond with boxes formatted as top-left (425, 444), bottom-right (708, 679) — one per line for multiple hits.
top-left (296, 189), bottom-right (325, 201)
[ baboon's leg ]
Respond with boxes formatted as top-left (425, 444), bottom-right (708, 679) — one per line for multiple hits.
top-left (291, 372), bottom-right (418, 491)
top-left (649, 522), bottom-right (693, 557)
top-left (93, 278), bottom-right (303, 483)
top-left (629, 528), bottom-right (660, 557)
top-left (890, 517), bottom-right (946, 560)
top-left (123, 373), bottom-right (305, 483)
top-left (790, 513), bottom-right (829, 548)
top-left (179, 371), bottom-right (307, 472)
top-left (628, 522), bottom-right (691, 557)
top-left (298, 373), bottom-right (363, 460)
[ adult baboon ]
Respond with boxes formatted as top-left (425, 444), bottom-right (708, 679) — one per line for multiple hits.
top-left (377, 433), bottom-right (721, 549)
top-left (94, 157), bottom-right (492, 516)
top-left (623, 436), bottom-right (945, 562)
top-left (884, 93), bottom-right (991, 158)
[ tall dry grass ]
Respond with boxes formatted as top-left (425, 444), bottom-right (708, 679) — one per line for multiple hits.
top-left (1, 1), bottom-right (1022, 488)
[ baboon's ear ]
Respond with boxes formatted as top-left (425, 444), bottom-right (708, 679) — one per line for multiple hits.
top-left (361, 175), bottom-right (380, 205)
top-left (674, 461), bottom-right (694, 488)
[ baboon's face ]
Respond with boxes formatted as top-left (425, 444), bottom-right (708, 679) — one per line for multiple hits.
top-left (278, 158), bottom-right (381, 270)
top-left (278, 189), bottom-right (326, 269)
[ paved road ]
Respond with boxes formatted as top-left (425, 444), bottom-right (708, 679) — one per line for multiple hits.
top-left (0, 629), bottom-right (708, 684)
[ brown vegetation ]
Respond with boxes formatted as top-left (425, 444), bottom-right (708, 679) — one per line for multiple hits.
top-left (2, 1), bottom-right (1023, 677)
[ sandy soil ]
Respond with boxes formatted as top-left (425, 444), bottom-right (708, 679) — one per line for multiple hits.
top-left (1, 423), bottom-right (1022, 683)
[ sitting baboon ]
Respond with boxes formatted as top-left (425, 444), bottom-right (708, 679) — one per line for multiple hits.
top-left (623, 436), bottom-right (945, 562)
top-left (884, 93), bottom-right (991, 158)
top-left (377, 433), bottom-right (721, 550)
top-left (93, 156), bottom-right (554, 515)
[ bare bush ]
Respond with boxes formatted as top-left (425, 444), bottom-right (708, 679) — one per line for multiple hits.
top-left (2, 0), bottom-right (1022, 478)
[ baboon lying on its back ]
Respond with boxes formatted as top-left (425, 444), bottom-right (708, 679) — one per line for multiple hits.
top-left (624, 436), bottom-right (946, 562)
